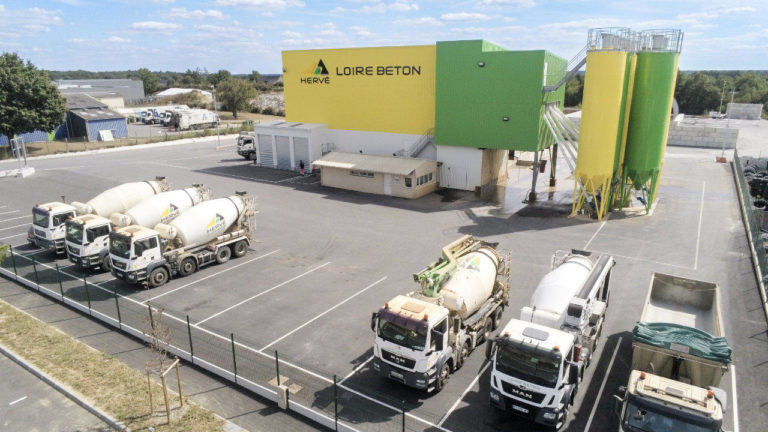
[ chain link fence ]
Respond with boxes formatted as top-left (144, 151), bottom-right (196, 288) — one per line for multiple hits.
top-left (0, 246), bottom-right (452, 432)
top-left (732, 150), bottom-right (768, 324)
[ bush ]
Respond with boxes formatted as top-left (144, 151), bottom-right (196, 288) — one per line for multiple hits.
top-left (250, 105), bottom-right (261, 114)
top-left (262, 107), bottom-right (274, 115)
top-left (276, 110), bottom-right (285, 117)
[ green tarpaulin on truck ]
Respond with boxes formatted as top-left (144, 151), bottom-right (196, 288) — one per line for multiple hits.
top-left (633, 322), bottom-right (732, 365)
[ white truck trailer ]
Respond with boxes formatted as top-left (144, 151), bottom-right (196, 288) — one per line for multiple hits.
top-left (64, 185), bottom-right (211, 271)
top-left (613, 273), bottom-right (731, 432)
top-left (109, 192), bottom-right (257, 287)
top-left (370, 236), bottom-right (510, 392)
top-left (170, 109), bottom-right (219, 131)
top-left (486, 250), bottom-right (615, 430)
top-left (29, 178), bottom-right (169, 255)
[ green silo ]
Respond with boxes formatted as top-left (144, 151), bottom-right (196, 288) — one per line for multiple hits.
top-left (620, 30), bottom-right (682, 212)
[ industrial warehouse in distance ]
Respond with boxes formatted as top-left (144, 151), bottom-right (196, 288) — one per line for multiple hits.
top-left (1, 2), bottom-right (767, 432)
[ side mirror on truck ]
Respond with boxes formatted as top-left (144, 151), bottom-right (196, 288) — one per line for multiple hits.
top-left (370, 312), bottom-right (379, 332)
top-left (485, 339), bottom-right (496, 360)
top-left (568, 363), bottom-right (580, 385)
top-left (612, 394), bottom-right (624, 417)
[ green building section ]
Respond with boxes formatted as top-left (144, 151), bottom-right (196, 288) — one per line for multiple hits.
top-left (434, 40), bottom-right (567, 152)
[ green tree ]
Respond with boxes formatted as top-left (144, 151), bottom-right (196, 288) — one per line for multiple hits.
top-left (248, 70), bottom-right (262, 82)
top-left (0, 53), bottom-right (66, 143)
top-left (564, 73), bottom-right (584, 107)
top-left (208, 69), bottom-right (232, 87)
top-left (674, 72), bottom-right (720, 115)
top-left (217, 78), bottom-right (256, 119)
top-left (137, 68), bottom-right (159, 95)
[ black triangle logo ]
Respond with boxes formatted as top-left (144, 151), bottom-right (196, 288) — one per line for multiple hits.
top-left (316, 59), bottom-right (329, 75)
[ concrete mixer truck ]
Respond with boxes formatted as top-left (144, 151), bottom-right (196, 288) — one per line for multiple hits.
top-left (486, 250), bottom-right (615, 430)
top-left (612, 273), bottom-right (731, 432)
top-left (29, 178), bottom-right (169, 255)
top-left (370, 236), bottom-right (510, 393)
top-left (64, 185), bottom-right (211, 271)
top-left (109, 192), bottom-right (257, 288)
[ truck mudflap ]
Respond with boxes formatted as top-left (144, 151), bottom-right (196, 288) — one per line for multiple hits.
top-left (490, 385), bottom-right (566, 427)
top-left (372, 357), bottom-right (434, 390)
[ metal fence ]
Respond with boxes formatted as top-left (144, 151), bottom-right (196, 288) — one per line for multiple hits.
top-left (0, 247), bottom-right (450, 432)
top-left (731, 150), bottom-right (768, 324)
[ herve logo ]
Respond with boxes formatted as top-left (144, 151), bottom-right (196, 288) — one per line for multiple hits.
top-left (301, 59), bottom-right (330, 84)
top-left (160, 203), bottom-right (179, 223)
top-left (206, 213), bottom-right (225, 233)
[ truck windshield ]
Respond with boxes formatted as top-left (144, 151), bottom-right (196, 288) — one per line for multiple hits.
top-left (109, 233), bottom-right (132, 259)
top-left (495, 344), bottom-right (561, 388)
top-left (623, 401), bottom-right (716, 432)
top-left (65, 222), bottom-right (84, 245)
top-left (377, 309), bottom-right (428, 351)
top-left (32, 208), bottom-right (50, 228)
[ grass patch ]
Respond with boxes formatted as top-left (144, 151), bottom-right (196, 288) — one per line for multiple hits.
top-left (0, 299), bottom-right (226, 431)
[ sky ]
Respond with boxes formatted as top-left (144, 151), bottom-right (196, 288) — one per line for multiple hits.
top-left (0, 0), bottom-right (766, 74)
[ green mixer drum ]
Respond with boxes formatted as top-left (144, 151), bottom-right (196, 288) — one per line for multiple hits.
top-left (623, 51), bottom-right (679, 187)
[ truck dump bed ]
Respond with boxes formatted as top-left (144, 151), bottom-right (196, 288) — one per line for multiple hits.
top-left (641, 273), bottom-right (720, 335)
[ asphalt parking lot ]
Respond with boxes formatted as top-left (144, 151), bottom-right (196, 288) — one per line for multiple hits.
top-left (1, 138), bottom-right (766, 432)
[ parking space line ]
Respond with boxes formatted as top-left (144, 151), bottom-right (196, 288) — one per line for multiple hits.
top-left (196, 262), bottom-right (332, 325)
top-left (590, 250), bottom-right (693, 271)
top-left (0, 223), bottom-right (29, 231)
top-left (732, 364), bottom-right (740, 432)
top-left (340, 355), bottom-right (373, 383)
top-left (143, 249), bottom-right (281, 303)
top-left (0, 215), bottom-right (29, 224)
top-left (258, 276), bottom-right (387, 352)
top-left (8, 396), bottom-right (27, 406)
top-left (694, 181), bottom-right (706, 270)
top-left (584, 336), bottom-right (622, 432)
top-left (584, 221), bottom-right (606, 250)
top-left (0, 210), bottom-right (19, 216)
top-left (437, 361), bottom-right (491, 427)
top-left (0, 233), bottom-right (26, 240)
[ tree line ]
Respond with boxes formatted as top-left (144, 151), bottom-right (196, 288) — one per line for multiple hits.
top-left (565, 70), bottom-right (768, 117)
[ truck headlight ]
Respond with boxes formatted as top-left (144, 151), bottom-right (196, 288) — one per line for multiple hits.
top-left (373, 362), bottom-right (380, 371)
top-left (427, 367), bottom-right (436, 375)
top-left (542, 412), bottom-right (557, 420)
top-left (416, 379), bottom-right (425, 385)
top-left (490, 392), bottom-right (500, 401)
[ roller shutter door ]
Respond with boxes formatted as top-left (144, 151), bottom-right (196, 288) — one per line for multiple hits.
top-left (275, 136), bottom-right (291, 170)
top-left (293, 137), bottom-right (309, 172)
top-left (258, 134), bottom-right (274, 167)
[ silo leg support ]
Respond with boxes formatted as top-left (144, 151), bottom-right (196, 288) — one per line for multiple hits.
top-left (550, 144), bottom-right (558, 187)
top-left (529, 151), bottom-right (540, 202)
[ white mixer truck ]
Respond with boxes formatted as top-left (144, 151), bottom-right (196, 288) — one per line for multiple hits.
top-left (29, 178), bottom-right (169, 255)
top-left (370, 236), bottom-right (509, 392)
top-left (64, 185), bottom-right (211, 271)
top-left (109, 192), bottom-right (257, 287)
top-left (613, 273), bottom-right (731, 432)
top-left (486, 250), bottom-right (615, 430)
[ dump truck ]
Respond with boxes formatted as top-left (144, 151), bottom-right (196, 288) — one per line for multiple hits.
top-left (29, 178), bottom-right (169, 254)
top-left (370, 236), bottom-right (510, 392)
top-left (170, 109), bottom-right (219, 131)
top-left (109, 192), bottom-right (257, 287)
top-left (613, 273), bottom-right (731, 432)
top-left (486, 250), bottom-right (615, 430)
top-left (64, 185), bottom-right (211, 270)
top-left (236, 132), bottom-right (256, 160)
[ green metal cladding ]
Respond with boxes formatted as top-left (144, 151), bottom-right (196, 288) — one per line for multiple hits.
top-left (434, 40), bottom-right (566, 152)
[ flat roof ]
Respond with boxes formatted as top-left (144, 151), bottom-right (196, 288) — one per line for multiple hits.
top-left (69, 107), bottom-right (126, 121)
top-left (254, 121), bottom-right (328, 131)
top-left (313, 151), bottom-right (433, 176)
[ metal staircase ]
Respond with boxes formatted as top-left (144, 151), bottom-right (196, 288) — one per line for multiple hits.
top-left (543, 43), bottom-right (588, 93)
top-left (397, 128), bottom-right (434, 158)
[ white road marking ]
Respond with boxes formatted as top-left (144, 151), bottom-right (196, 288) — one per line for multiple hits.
top-left (143, 249), bottom-right (280, 303)
top-left (590, 250), bottom-right (693, 271)
top-left (196, 262), bottom-right (331, 325)
top-left (0, 223), bottom-right (29, 232)
top-left (8, 396), bottom-right (27, 405)
top-left (0, 210), bottom-right (19, 216)
top-left (0, 215), bottom-right (29, 224)
top-left (0, 205), bottom-right (7, 209)
top-left (438, 361), bottom-right (491, 427)
top-left (694, 181), bottom-right (706, 269)
top-left (584, 336), bottom-right (622, 432)
top-left (731, 364), bottom-right (740, 432)
top-left (259, 276), bottom-right (387, 352)
top-left (584, 221), bottom-right (606, 250)
top-left (0, 233), bottom-right (27, 240)
top-left (340, 355), bottom-right (374, 383)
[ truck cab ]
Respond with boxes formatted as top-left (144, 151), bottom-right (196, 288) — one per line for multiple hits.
top-left (614, 370), bottom-right (724, 432)
top-left (237, 132), bottom-right (257, 160)
top-left (29, 202), bottom-right (77, 254)
top-left (371, 295), bottom-right (454, 392)
top-left (64, 214), bottom-right (112, 270)
top-left (488, 321), bottom-right (581, 430)
top-left (109, 226), bottom-right (164, 285)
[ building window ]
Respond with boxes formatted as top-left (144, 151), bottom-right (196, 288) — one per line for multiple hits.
top-left (405, 177), bottom-right (412, 188)
top-left (350, 170), bottom-right (374, 178)
top-left (428, 172), bottom-right (433, 182)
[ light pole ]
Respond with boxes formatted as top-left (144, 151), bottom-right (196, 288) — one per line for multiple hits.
top-left (211, 84), bottom-right (220, 147)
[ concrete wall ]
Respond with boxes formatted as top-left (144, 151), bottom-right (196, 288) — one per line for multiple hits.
top-left (667, 120), bottom-right (739, 149)
top-left (727, 103), bottom-right (763, 120)
top-left (328, 129), bottom-right (427, 158)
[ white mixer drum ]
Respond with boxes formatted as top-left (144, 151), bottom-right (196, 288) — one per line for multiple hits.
top-left (440, 247), bottom-right (500, 320)
top-left (163, 195), bottom-right (245, 247)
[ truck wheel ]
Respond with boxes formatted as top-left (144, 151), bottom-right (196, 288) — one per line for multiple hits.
top-left (492, 307), bottom-right (502, 330)
top-left (232, 240), bottom-right (248, 258)
top-left (482, 318), bottom-right (493, 343)
top-left (101, 255), bottom-right (112, 272)
top-left (216, 246), bottom-right (231, 264)
top-left (455, 342), bottom-right (470, 371)
top-left (149, 267), bottom-right (169, 288)
top-left (178, 257), bottom-right (197, 277)
top-left (554, 403), bottom-right (570, 431)
top-left (435, 363), bottom-right (450, 392)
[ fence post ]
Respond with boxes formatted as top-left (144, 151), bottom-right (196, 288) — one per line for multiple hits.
top-left (334, 375), bottom-right (339, 431)
top-left (114, 288), bottom-right (121, 326)
top-left (31, 257), bottom-right (40, 288)
top-left (402, 401), bottom-right (406, 432)
top-left (10, 248), bottom-right (18, 280)
top-left (148, 303), bottom-right (155, 330)
top-left (56, 263), bottom-right (64, 299)
top-left (275, 350), bottom-right (281, 386)
top-left (231, 333), bottom-right (238, 383)
top-left (83, 274), bottom-right (91, 312)
top-left (186, 315), bottom-right (194, 364)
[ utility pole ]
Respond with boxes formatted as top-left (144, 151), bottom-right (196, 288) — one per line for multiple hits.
top-left (211, 84), bottom-right (220, 147)
top-left (718, 82), bottom-right (726, 115)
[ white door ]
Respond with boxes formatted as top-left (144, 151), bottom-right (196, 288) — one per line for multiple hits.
top-left (384, 174), bottom-right (392, 195)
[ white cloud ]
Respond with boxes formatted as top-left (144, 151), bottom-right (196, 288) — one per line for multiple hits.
top-left (441, 12), bottom-right (491, 22)
top-left (477, 0), bottom-right (534, 7)
top-left (282, 30), bottom-right (302, 38)
top-left (108, 36), bottom-right (131, 43)
top-left (130, 21), bottom-right (181, 32)
top-left (334, 1), bottom-right (419, 14)
top-left (194, 24), bottom-right (231, 34)
top-left (394, 17), bottom-right (443, 26)
top-left (351, 26), bottom-right (372, 36)
top-left (214, 0), bottom-right (305, 9)
top-left (149, 0), bottom-right (176, 3)
top-left (168, 8), bottom-right (225, 19)
top-left (721, 6), bottom-right (756, 14)
top-left (0, 6), bottom-right (63, 36)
